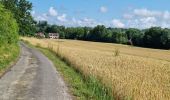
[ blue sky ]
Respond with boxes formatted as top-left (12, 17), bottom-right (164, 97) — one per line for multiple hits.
top-left (29, 0), bottom-right (170, 28)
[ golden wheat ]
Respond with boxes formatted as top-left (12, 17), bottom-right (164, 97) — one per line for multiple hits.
top-left (22, 37), bottom-right (170, 100)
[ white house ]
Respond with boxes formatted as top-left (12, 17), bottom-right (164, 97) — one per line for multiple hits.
top-left (48, 33), bottom-right (59, 39)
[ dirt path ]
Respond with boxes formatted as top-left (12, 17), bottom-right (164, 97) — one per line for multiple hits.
top-left (0, 42), bottom-right (72, 100)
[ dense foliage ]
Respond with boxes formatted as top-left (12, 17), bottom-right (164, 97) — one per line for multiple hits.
top-left (36, 21), bottom-right (170, 49)
top-left (1, 0), bottom-right (36, 36)
top-left (0, 3), bottom-right (19, 46)
top-left (0, 3), bottom-right (20, 73)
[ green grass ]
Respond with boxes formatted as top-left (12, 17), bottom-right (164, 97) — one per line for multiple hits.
top-left (0, 44), bottom-right (20, 76)
top-left (24, 41), bottom-right (114, 100)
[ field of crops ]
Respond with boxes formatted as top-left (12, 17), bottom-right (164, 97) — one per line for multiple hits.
top-left (22, 37), bottom-right (170, 100)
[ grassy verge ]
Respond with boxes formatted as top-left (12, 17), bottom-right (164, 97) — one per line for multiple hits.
top-left (0, 44), bottom-right (20, 77)
top-left (24, 41), bottom-right (114, 100)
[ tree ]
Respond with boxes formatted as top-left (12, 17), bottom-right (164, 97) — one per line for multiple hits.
top-left (36, 21), bottom-right (48, 33)
top-left (75, 27), bottom-right (85, 40)
top-left (34, 22), bottom-right (170, 49)
top-left (0, 3), bottom-right (19, 46)
top-left (143, 27), bottom-right (163, 48)
top-left (112, 31), bottom-right (127, 44)
top-left (88, 25), bottom-right (108, 41)
top-left (83, 27), bottom-right (91, 40)
top-left (126, 28), bottom-right (144, 46)
top-left (45, 25), bottom-right (66, 38)
top-left (1, 0), bottom-right (36, 36)
top-left (161, 28), bottom-right (170, 49)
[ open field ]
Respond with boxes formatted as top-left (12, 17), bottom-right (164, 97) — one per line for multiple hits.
top-left (22, 37), bottom-right (170, 100)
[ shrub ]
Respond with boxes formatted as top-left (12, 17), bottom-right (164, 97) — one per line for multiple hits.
top-left (0, 4), bottom-right (19, 46)
top-left (114, 48), bottom-right (120, 56)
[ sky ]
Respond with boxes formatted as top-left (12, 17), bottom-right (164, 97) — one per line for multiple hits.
top-left (29, 0), bottom-right (170, 28)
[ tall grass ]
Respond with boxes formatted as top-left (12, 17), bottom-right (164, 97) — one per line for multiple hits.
top-left (22, 37), bottom-right (170, 100)
top-left (113, 48), bottom-right (120, 57)
top-left (0, 44), bottom-right (20, 76)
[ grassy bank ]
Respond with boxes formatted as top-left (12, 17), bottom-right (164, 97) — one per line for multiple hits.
top-left (24, 41), bottom-right (114, 100)
top-left (0, 44), bottom-right (20, 77)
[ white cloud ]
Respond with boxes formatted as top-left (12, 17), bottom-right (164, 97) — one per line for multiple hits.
top-left (49, 7), bottom-right (58, 16)
top-left (125, 18), bottom-right (157, 29)
top-left (57, 14), bottom-right (67, 22)
top-left (32, 6), bottom-right (170, 28)
top-left (161, 22), bottom-right (170, 28)
top-left (70, 18), bottom-right (100, 27)
top-left (42, 13), bottom-right (48, 18)
top-left (133, 8), bottom-right (170, 21)
top-left (112, 19), bottom-right (125, 28)
top-left (100, 6), bottom-right (108, 13)
top-left (31, 11), bottom-right (35, 16)
top-left (134, 8), bottom-right (161, 17)
top-left (163, 11), bottom-right (170, 20)
top-left (140, 17), bottom-right (157, 28)
top-left (140, 17), bottom-right (156, 23)
top-left (82, 18), bottom-right (100, 26)
top-left (125, 17), bottom-right (157, 29)
top-left (33, 13), bottom-right (50, 22)
top-left (121, 8), bottom-right (170, 28)
top-left (35, 16), bottom-right (47, 21)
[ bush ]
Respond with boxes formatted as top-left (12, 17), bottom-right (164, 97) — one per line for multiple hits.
top-left (0, 4), bottom-right (19, 46)
top-left (114, 48), bottom-right (120, 56)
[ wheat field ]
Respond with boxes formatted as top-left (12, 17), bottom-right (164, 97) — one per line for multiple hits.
top-left (22, 37), bottom-right (170, 100)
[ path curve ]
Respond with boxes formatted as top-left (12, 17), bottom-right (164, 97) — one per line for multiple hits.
top-left (0, 42), bottom-right (72, 100)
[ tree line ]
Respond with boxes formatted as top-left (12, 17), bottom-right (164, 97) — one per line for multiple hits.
top-left (36, 21), bottom-right (170, 49)
top-left (0, 0), bottom-right (169, 49)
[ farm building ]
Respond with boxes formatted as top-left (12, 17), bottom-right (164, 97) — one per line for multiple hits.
top-left (35, 32), bottom-right (45, 38)
top-left (48, 33), bottom-right (59, 39)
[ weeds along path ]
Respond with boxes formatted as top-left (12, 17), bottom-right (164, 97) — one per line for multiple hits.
top-left (0, 42), bottom-right (72, 100)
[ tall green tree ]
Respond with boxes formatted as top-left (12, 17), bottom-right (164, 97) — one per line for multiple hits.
top-left (161, 28), bottom-right (170, 49)
top-left (126, 28), bottom-right (144, 46)
top-left (89, 25), bottom-right (108, 41)
top-left (36, 21), bottom-right (48, 33)
top-left (112, 31), bottom-right (127, 44)
top-left (143, 27), bottom-right (163, 48)
top-left (1, 0), bottom-right (35, 36)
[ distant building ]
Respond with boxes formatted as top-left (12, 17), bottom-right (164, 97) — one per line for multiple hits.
top-left (48, 33), bottom-right (59, 39)
top-left (35, 32), bottom-right (45, 38)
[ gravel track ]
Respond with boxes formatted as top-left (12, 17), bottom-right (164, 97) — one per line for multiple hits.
top-left (0, 42), bottom-right (72, 100)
